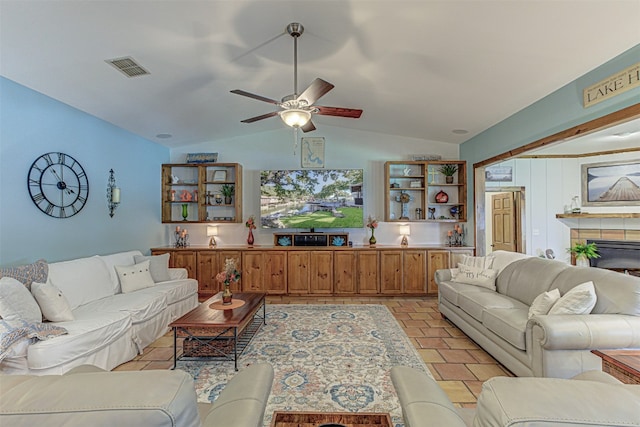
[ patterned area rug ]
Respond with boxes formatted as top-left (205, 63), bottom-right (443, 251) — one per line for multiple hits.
top-left (176, 304), bottom-right (432, 426)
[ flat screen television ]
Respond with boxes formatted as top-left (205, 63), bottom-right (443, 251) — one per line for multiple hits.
top-left (260, 169), bottom-right (364, 229)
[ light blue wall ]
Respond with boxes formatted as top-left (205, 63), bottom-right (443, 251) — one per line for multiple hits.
top-left (0, 77), bottom-right (169, 266)
top-left (461, 44), bottom-right (640, 248)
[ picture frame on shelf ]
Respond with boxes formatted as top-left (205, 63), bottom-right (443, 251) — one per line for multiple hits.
top-left (581, 160), bottom-right (640, 206)
top-left (212, 170), bottom-right (227, 182)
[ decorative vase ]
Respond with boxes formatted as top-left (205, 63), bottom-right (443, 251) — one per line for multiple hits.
top-left (181, 203), bottom-right (189, 221)
top-left (224, 196), bottom-right (232, 205)
top-left (222, 283), bottom-right (233, 305)
top-left (369, 228), bottom-right (376, 245)
top-left (247, 228), bottom-right (254, 245)
top-left (445, 176), bottom-right (454, 184)
top-left (576, 256), bottom-right (590, 267)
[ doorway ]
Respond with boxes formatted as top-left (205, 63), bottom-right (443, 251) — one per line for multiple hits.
top-left (484, 187), bottom-right (525, 254)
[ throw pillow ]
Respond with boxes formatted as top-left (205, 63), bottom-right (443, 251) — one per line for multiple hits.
top-left (31, 282), bottom-right (74, 322)
top-left (0, 259), bottom-right (48, 289)
top-left (528, 288), bottom-right (561, 318)
top-left (548, 281), bottom-right (597, 315)
top-left (461, 255), bottom-right (495, 269)
top-left (115, 260), bottom-right (155, 293)
top-left (0, 277), bottom-right (42, 323)
top-left (133, 253), bottom-right (171, 283)
top-left (452, 264), bottom-right (498, 290)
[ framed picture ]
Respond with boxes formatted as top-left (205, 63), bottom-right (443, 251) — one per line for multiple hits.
top-left (485, 166), bottom-right (513, 182)
top-left (212, 170), bottom-right (227, 182)
top-left (582, 160), bottom-right (640, 206)
top-left (301, 137), bottom-right (325, 168)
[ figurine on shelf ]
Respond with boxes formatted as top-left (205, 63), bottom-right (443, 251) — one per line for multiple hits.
top-left (428, 208), bottom-right (436, 220)
top-left (179, 190), bottom-right (192, 202)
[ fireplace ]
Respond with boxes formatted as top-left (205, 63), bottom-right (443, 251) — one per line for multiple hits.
top-left (587, 239), bottom-right (640, 276)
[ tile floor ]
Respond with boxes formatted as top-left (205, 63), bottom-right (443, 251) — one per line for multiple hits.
top-left (115, 296), bottom-right (513, 408)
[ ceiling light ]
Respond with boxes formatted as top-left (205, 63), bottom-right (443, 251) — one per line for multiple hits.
top-left (156, 133), bottom-right (172, 139)
top-left (280, 109), bottom-right (311, 128)
top-left (452, 129), bottom-right (469, 135)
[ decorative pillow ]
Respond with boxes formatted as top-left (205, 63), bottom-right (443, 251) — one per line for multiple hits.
top-left (452, 264), bottom-right (498, 290)
top-left (133, 253), bottom-right (171, 283)
top-left (1, 318), bottom-right (68, 362)
top-left (31, 282), bottom-right (74, 322)
top-left (0, 277), bottom-right (42, 323)
top-left (0, 259), bottom-right (48, 289)
top-left (548, 281), bottom-right (597, 315)
top-left (115, 260), bottom-right (155, 293)
top-left (461, 255), bottom-right (495, 269)
top-left (528, 288), bottom-right (561, 318)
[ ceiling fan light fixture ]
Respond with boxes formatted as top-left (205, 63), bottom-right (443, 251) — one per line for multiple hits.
top-left (280, 109), bottom-right (312, 128)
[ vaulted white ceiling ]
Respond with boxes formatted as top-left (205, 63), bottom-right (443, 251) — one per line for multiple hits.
top-left (1, 1), bottom-right (639, 149)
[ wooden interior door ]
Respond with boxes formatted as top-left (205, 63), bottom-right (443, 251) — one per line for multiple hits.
top-left (491, 192), bottom-right (517, 252)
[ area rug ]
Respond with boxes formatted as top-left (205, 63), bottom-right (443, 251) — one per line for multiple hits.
top-left (176, 304), bottom-right (432, 426)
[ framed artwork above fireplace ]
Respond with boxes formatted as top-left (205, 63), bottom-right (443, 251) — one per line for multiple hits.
top-left (581, 160), bottom-right (640, 207)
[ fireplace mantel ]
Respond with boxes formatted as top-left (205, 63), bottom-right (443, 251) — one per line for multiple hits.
top-left (556, 213), bottom-right (640, 219)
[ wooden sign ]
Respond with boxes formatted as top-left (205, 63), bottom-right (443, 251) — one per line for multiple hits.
top-left (583, 62), bottom-right (640, 108)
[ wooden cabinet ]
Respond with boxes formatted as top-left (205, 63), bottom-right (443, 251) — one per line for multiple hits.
top-left (287, 251), bottom-right (333, 294)
top-left (385, 160), bottom-right (466, 223)
top-left (334, 251), bottom-right (357, 294)
top-left (357, 251), bottom-right (380, 294)
top-left (427, 250), bottom-right (449, 295)
top-left (287, 251), bottom-right (309, 294)
top-left (403, 250), bottom-right (427, 294)
top-left (242, 251), bottom-right (287, 294)
top-left (380, 250), bottom-right (403, 294)
top-left (196, 250), bottom-right (242, 296)
top-left (151, 249), bottom-right (197, 279)
top-left (161, 163), bottom-right (242, 224)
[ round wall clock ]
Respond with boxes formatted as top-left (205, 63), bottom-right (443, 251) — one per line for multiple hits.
top-left (27, 152), bottom-right (89, 218)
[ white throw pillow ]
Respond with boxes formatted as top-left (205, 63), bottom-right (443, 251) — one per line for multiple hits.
top-left (548, 281), bottom-right (597, 315)
top-left (133, 253), bottom-right (171, 283)
top-left (452, 264), bottom-right (498, 290)
top-left (461, 255), bottom-right (495, 269)
top-left (115, 260), bottom-right (155, 293)
top-left (528, 288), bottom-right (561, 318)
top-left (0, 277), bottom-right (42, 323)
top-left (31, 282), bottom-right (74, 322)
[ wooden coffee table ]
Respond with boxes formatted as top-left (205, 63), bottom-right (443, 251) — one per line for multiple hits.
top-left (592, 349), bottom-right (640, 384)
top-left (270, 411), bottom-right (392, 427)
top-left (170, 292), bottom-right (266, 371)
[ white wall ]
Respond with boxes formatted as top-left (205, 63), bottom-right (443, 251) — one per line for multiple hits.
top-left (170, 125), bottom-right (463, 248)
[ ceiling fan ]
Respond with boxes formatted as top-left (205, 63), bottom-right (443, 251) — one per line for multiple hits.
top-left (231, 22), bottom-right (363, 132)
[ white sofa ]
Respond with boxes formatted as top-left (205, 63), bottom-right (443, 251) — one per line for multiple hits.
top-left (1, 250), bottom-right (198, 375)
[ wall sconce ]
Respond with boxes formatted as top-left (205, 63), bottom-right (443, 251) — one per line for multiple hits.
top-left (207, 225), bottom-right (218, 248)
top-left (107, 169), bottom-right (120, 217)
top-left (399, 224), bottom-right (411, 247)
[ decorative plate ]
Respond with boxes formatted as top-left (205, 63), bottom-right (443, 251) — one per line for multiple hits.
top-left (278, 236), bottom-right (292, 246)
top-left (332, 236), bottom-right (345, 246)
top-left (435, 190), bottom-right (449, 203)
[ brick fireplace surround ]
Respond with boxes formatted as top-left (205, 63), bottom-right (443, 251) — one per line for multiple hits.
top-left (570, 228), bottom-right (640, 274)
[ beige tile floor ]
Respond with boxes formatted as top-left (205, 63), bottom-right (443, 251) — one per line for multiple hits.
top-left (115, 296), bottom-right (513, 408)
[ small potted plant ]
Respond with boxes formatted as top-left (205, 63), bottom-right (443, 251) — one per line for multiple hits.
top-left (568, 242), bottom-right (600, 267)
top-left (438, 164), bottom-right (458, 183)
top-left (220, 184), bottom-right (234, 204)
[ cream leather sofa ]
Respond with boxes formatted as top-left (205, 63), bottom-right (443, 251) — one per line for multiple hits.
top-left (2, 250), bottom-right (198, 375)
top-left (0, 363), bottom-right (274, 427)
top-left (391, 366), bottom-right (640, 427)
top-left (436, 250), bottom-right (640, 378)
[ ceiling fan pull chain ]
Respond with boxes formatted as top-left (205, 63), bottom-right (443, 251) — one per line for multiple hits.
top-left (293, 128), bottom-right (299, 156)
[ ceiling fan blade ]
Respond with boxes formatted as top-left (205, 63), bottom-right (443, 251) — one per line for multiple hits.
top-left (316, 106), bottom-right (363, 118)
top-left (301, 120), bottom-right (316, 133)
top-left (230, 89), bottom-right (279, 105)
top-left (297, 78), bottom-right (334, 105)
top-left (240, 111), bottom-right (279, 123)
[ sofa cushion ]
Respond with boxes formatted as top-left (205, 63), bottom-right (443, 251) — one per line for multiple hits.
top-left (483, 307), bottom-right (529, 350)
top-left (27, 310), bottom-right (132, 371)
top-left (0, 259), bottom-right (48, 289)
top-left (548, 281), bottom-right (597, 315)
top-left (490, 250), bottom-right (530, 273)
top-left (47, 256), bottom-right (114, 310)
top-left (31, 282), bottom-right (74, 322)
top-left (438, 281), bottom-right (480, 307)
top-left (73, 291), bottom-right (167, 326)
top-left (0, 277), bottom-right (42, 323)
top-left (135, 279), bottom-right (198, 306)
top-left (452, 264), bottom-right (498, 290)
top-left (496, 257), bottom-right (569, 305)
top-left (101, 250), bottom-right (144, 294)
top-left (457, 290), bottom-right (525, 323)
top-left (134, 253), bottom-right (171, 283)
top-left (115, 260), bottom-right (155, 294)
top-left (528, 288), bottom-right (561, 319)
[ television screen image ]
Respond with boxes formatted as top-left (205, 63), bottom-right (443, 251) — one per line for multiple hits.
top-left (260, 169), bottom-right (364, 229)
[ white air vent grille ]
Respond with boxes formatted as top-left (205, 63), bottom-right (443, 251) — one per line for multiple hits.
top-left (105, 56), bottom-right (150, 77)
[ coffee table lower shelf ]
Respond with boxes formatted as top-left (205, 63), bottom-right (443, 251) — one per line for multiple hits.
top-left (270, 411), bottom-right (392, 427)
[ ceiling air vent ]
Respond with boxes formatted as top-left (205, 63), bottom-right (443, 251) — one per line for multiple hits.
top-left (105, 56), bottom-right (150, 78)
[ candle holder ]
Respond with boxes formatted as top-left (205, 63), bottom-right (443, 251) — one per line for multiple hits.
top-left (106, 169), bottom-right (121, 218)
top-left (174, 227), bottom-right (189, 248)
top-left (447, 225), bottom-right (466, 247)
